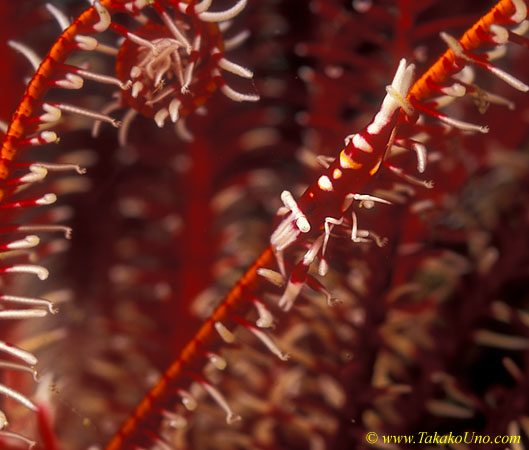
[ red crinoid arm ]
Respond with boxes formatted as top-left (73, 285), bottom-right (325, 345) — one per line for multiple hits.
top-left (0, 4), bottom-right (115, 446)
top-left (0, 0), bottom-right (117, 185)
top-left (409, 0), bottom-right (523, 103)
top-left (106, 247), bottom-right (274, 449)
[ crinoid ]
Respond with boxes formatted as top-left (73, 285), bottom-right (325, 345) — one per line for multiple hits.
top-left (1, 1), bottom-right (529, 449)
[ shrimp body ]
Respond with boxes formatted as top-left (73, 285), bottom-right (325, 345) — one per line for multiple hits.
top-left (270, 60), bottom-right (415, 310)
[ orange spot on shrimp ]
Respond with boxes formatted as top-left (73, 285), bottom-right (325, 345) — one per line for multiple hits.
top-left (339, 150), bottom-right (363, 170)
